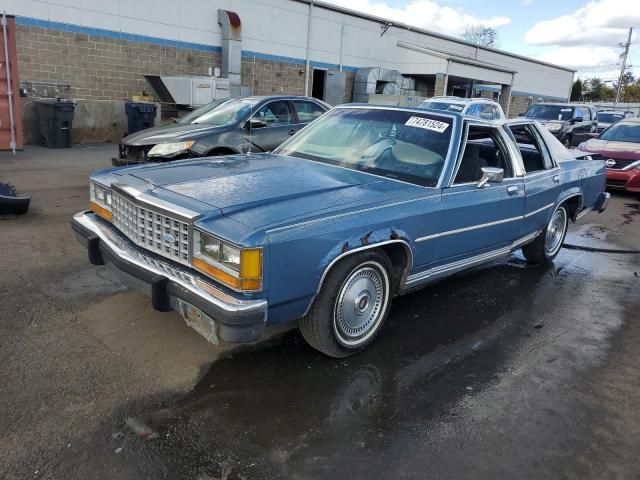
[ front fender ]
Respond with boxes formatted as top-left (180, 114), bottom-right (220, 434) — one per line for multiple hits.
top-left (314, 228), bottom-right (415, 294)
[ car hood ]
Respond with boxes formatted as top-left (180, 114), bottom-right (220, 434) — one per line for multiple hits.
top-left (579, 139), bottom-right (640, 160)
top-left (122, 122), bottom-right (229, 146)
top-left (119, 154), bottom-right (425, 229)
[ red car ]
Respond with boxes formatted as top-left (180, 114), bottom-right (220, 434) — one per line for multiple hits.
top-left (577, 118), bottom-right (640, 192)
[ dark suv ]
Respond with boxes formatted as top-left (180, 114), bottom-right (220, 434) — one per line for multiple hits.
top-left (520, 103), bottom-right (597, 148)
top-left (115, 96), bottom-right (330, 165)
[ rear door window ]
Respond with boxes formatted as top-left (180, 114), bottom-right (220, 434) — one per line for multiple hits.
top-left (479, 104), bottom-right (494, 120)
top-left (293, 100), bottom-right (326, 124)
top-left (507, 123), bottom-right (555, 173)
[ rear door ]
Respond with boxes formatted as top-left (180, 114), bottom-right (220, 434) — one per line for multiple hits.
top-left (505, 121), bottom-right (561, 237)
top-left (434, 123), bottom-right (525, 262)
top-left (243, 100), bottom-right (295, 152)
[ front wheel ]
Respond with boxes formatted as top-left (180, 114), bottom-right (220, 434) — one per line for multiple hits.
top-left (300, 251), bottom-right (393, 358)
top-left (522, 205), bottom-right (569, 263)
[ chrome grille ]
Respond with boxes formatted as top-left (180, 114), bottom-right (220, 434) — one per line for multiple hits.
top-left (111, 191), bottom-right (190, 265)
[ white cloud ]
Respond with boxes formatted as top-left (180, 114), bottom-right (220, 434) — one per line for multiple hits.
top-left (322, 0), bottom-right (510, 36)
top-left (526, 0), bottom-right (640, 74)
top-left (525, 0), bottom-right (640, 47)
top-left (535, 46), bottom-right (620, 68)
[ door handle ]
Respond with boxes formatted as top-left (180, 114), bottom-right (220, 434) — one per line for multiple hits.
top-left (507, 185), bottom-right (519, 194)
top-left (552, 175), bottom-right (560, 183)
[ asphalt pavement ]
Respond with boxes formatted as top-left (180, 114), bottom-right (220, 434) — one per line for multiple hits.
top-left (1, 145), bottom-right (639, 479)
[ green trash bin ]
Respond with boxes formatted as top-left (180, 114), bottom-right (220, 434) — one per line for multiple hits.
top-left (36, 99), bottom-right (76, 148)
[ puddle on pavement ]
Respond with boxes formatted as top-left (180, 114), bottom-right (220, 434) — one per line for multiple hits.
top-left (70, 230), bottom-right (637, 480)
top-left (87, 258), bottom-right (563, 478)
top-left (621, 201), bottom-right (640, 225)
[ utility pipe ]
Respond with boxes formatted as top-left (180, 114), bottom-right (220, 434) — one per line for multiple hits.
top-left (304, 0), bottom-right (314, 96)
top-left (2, 12), bottom-right (16, 154)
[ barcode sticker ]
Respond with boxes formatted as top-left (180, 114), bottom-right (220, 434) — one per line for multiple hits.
top-left (405, 116), bottom-right (450, 133)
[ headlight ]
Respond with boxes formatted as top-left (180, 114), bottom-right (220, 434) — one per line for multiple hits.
top-left (544, 123), bottom-right (562, 132)
top-left (89, 181), bottom-right (113, 221)
top-left (193, 231), bottom-right (263, 291)
top-left (147, 141), bottom-right (195, 158)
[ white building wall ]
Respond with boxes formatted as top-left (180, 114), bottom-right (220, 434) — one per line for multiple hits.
top-left (4, 0), bottom-right (573, 99)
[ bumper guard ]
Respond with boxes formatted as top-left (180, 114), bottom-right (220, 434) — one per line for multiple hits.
top-left (71, 211), bottom-right (267, 343)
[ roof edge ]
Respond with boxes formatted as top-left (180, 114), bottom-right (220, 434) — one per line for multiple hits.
top-left (293, 0), bottom-right (576, 74)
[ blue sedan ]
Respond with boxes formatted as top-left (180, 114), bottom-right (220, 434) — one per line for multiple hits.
top-left (72, 105), bottom-right (609, 357)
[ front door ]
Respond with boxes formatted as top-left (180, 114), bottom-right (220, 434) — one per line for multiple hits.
top-left (433, 124), bottom-right (525, 263)
top-left (244, 100), bottom-right (295, 152)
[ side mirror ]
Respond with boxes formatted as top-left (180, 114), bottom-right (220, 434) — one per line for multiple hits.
top-left (518, 112), bottom-right (525, 117)
top-left (477, 167), bottom-right (504, 188)
top-left (247, 118), bottom-right (267, 129)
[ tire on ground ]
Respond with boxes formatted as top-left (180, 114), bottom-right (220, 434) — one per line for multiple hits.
top-left (300, 250), bottom-right (394, 358)
top-left (522, 204), bottom-right (569, 264)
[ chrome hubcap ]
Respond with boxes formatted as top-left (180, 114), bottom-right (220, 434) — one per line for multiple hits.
top-left (334, 264), bottom-right (388, 345)
top-left (545, 208), bottom-right (567, 255)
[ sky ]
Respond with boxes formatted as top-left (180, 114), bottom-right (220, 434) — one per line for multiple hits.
top-left (323, 0), bottom-right (640, 83)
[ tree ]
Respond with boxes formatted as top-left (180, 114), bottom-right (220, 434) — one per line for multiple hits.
top-left (583, 77), bottom-right (615, 102)
top-left (613, 68), bottom-right (636, 100)
top-left (570, 79), bottom-right (583, 101)
top-left (462, 25), bottom-right (498, 47)
top-left (623, 79), bottom-right (640, 102)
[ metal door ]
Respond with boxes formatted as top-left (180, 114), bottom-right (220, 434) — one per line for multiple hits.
top-left (0, 14), bottom-right (22, 151)
top-left (324, 70), bottom-right (346, 106)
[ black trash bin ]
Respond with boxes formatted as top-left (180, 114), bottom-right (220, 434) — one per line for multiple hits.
top-left (125, 102), bottom-right (157, 135)
top-left (36, 99), bottom-right (76, 148)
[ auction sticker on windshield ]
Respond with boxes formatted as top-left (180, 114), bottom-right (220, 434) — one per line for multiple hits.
top-left (405, 116), bottom-right (450, 133)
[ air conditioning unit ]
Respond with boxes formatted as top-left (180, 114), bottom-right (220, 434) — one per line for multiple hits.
top-left (144, 75), bottom-right (231, 107)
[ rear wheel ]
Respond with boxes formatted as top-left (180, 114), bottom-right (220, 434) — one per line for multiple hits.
top-left (522, 205), bottom-right (569, 263)
top-left (300, 250), bottom-right (393, 358)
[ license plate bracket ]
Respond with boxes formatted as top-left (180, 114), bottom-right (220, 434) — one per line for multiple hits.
top-left (177, 298), bottom-right (219, 345)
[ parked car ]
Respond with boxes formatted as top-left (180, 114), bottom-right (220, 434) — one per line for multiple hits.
top-left (418, 96), bottom-right (505, 120)
top-left (577, 118), bottom-right (640, 192)
top-left (73, 106), bottom-right (609, 357)
top-left (596, 110), bottom-right (635, 133)
top-left (519, 102), bottom-right (597, 148)
top-left (114, 96), bottom-right (331, 166)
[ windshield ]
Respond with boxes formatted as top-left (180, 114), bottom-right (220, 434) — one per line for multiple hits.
top-left (419, 101), bottom-right (465, 113)
top-left (525, 105), bottom-right (574, 121)
top-left (598, 123), bottom-right (640, 143)
top-left (178, 98), bottom-right (261, 125)
top-left (274, 108), bottom-right (453, 187)
top-left (597, 112), bottom-right (625, 124)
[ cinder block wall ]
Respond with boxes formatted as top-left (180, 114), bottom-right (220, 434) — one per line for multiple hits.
top-left (509, 95), bottom-right (533, 117)
top-left (17, 24), bottom-right (351, 101)
top-left (16, 24), bottom-right (352, 143)
top-left (16, 25), bottom-right (220, 100)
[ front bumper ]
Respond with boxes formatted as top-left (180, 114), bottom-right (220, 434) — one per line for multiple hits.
top-left (71, 211), bottom-right (267, 343)
top-left (606, 168), bottom-right (640, 192)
